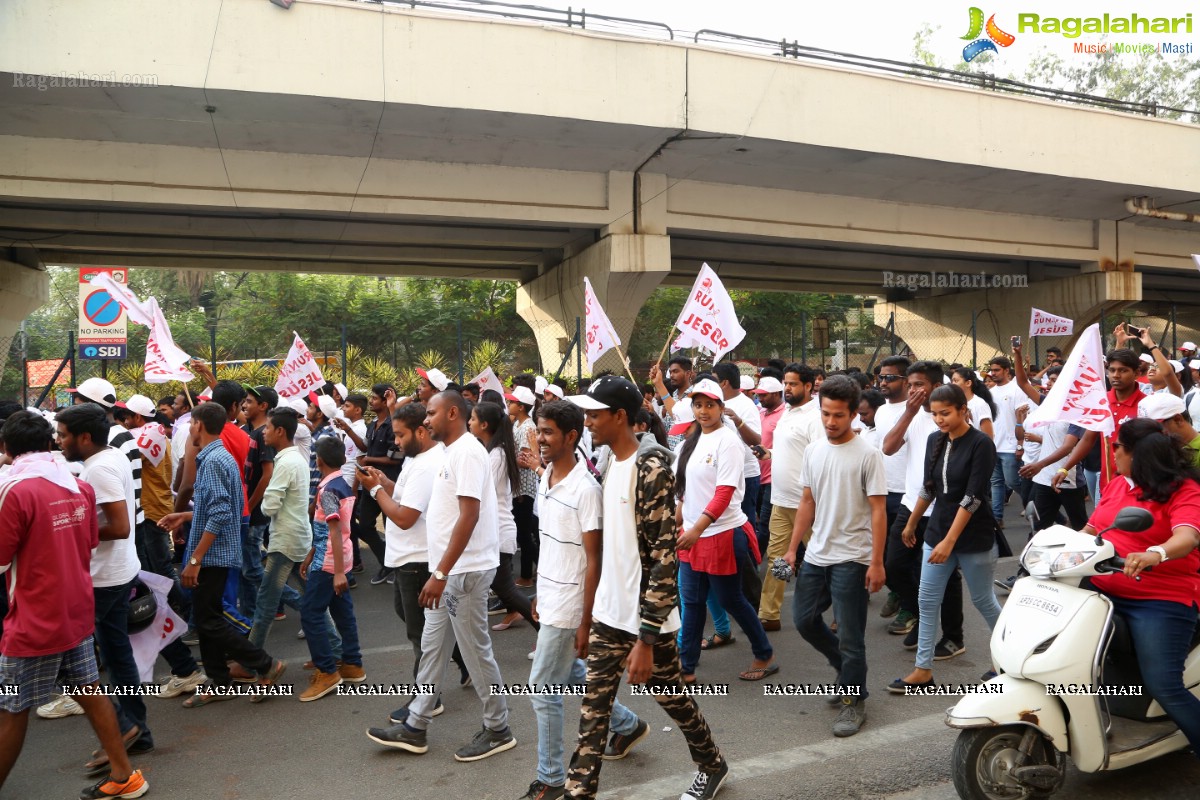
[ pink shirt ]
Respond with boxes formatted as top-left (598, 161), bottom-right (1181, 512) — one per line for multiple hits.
top-left (0, 477), bottom-right (99, 656)
top-left (758, 403), bottom-right (785, 485)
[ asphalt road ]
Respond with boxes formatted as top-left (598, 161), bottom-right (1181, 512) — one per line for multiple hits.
top-left (7, 501), bottom-right (1198, 800)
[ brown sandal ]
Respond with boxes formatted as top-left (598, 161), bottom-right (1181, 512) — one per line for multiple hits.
top-left (738, 663), bottom-right (781, 681)
top-left (700, 633), bottom-right (735, 650)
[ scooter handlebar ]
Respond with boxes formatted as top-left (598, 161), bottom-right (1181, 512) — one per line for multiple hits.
top-left (1096, 556), bottom-right (1149, 580)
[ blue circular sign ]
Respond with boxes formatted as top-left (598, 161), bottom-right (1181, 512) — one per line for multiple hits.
top-left (83, 346), bottom-right (98, 357)
top-left (83, 289), bottom-right (121, 326)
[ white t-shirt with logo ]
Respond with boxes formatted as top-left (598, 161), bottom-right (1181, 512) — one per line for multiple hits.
top-left (676, 427), bottom-right (747, 534)
top-left (81, 447), bottom-right (140, 588)
top-left (426, 434), bottom-right (499, 575)
top-left (990, 381), bottom-right (1023, 453)
top-left (383, 444), bottom-right (445, 568)
top-left (592, 454), bottom-right (680, 636)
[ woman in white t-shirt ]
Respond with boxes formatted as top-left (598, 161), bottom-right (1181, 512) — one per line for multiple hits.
top-left (950, 368), bottom-right (995, 440)
top-left (673, 379), bottom-right (777, 683)
top-left (468, 401), bottom-right (537, 635)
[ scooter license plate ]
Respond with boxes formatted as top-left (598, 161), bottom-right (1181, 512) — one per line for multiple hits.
top-left (1016, 594), bottom-right (1063, 616)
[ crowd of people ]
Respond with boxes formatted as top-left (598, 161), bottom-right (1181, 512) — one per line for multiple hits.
top-left (1, 318), bottom-right (1198, 800)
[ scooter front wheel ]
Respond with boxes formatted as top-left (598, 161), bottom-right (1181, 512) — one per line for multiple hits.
top-left (952, 726), bottom-right (1061, 800)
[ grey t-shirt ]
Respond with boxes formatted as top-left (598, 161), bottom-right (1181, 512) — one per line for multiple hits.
top-left (800, 435), bottom-right (887, 567)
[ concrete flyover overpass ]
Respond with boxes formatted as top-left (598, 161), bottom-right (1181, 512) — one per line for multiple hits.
top-left (2, 0), bottom-right (1199, 371)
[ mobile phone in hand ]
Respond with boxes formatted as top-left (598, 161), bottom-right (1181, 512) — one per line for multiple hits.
top-left (1010, 335), bottom-right (1021, 349)
top-left (1125, 322), bottom-right (1145, 337)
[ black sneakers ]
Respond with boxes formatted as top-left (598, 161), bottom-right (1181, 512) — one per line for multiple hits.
top-left (454, 725), bottom-right (517, 762)
top-left (602, 719), bottom-right (649, 760)
top-left (902, 628), bottom-right (918, 651)
top-left (680, 758), bottom-right (729, 800)
top-left (934, 638), bottom-right (966, 661)
top-left (366, 723), bottom-right (428, 754)
top-left (388, 700), bottom-right (444, 724)
top-left (519, 780), bottom-right (565, 800)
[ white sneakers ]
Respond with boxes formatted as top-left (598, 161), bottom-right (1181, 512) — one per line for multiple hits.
top-left (156, 671), bottom-right (208, 698)
top-left (36, 695), bottom-right (84, 719)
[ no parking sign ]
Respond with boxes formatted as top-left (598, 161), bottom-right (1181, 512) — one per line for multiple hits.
top-left (78, 268), bottom-right (129, 359)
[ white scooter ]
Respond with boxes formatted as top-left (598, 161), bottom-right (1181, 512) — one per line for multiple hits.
top-left (946, 506), bottom-right (1200, 799)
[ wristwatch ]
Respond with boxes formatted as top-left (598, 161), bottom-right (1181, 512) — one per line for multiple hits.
top-left (188, 557), bottom-right (199, 567)
top-left (1147, 545), bottom-right (1169, 562)
top-left (369, 484), bottom-right (382, 500)
top-left (432, 569), bottom-right (448, 581)
top-left (638, 630), bottom-right (658, 646)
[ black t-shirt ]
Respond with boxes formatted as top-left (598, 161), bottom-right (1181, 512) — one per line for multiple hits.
top-left (364, 415), bottom-right (403, 482)
top-left (920, 426), bottom-right (998, 553)
top-left (243, 423), bottom-right (277, 526)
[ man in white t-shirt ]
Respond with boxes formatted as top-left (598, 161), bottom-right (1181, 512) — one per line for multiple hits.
top-left (566, 376), bottom-right (728, 800)
top-left (871, 356), bottom-right (912, 620)
top-left (784, 376), bottom-right (886, 738)
top-left (880, 362), bottom-right (964, 651)
top-left (56, 403), bottom-right (154, 761)
top-left (366, 392), bottom-right (512, 763)
top-left (331, 394), bottom-right (368, 494)
top-left (760, 364), bottom-right (822, 629)
top-left (986, 356), bottom-right (1023, 526)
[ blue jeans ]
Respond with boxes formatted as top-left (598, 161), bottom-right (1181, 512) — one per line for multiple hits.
top-left (529, 624), bottom-right (640, 787)
top-left (1108, 596), bottom-right (1200, 755)
top-left (239, 521), bottom-right (267, 618)
top-left (755, 482), bottom-right (773, 553)
top-left (1084, 469), bottom-right (1099, 505)
top-left (741, 475), bottom-right (760, 534)
top-left (93, 582), bottom-right (151, 746)
top-left (301, 569), bottom-right (361, 674)
top-left (990, 452), bottom-right (1020, 520)
top-left (916, 543), bottom-right (1001, 670)
top-left (248, 551), bottom-right (304, 649)
top-left (792, 561), bottom-right (869, 700)
top-left (679, 557), bottom-right (773, 675)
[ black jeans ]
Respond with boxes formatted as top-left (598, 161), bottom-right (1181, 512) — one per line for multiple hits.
top-left (194, 567), bottom-right (273, 686)
top-left (492, 552), bottom-right (537, 626)
top-left (352, 492), bottom-right (387, 570)
top-left (513, 495), bottom-right (539, 580)
top-left (886, 506), bottom-right (964, 641)
top-left (394, 561), bottom-right (466, 682)
top-left (1032, 483), bottom-right (1089, 532)
top-left (93, 582), bottom-right (151, 746)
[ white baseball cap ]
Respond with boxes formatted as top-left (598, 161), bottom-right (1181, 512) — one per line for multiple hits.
top-left (282, 396), bottom-right (308, 413)
top-left (688, 378), bottom-right (724, 402)
top-left (504, 386), bottom-right (536, 407)
top-left (334, 382), bottom-right (349, 399)
top-left (668, 402), bottom-right (696, 436)
top-left (68, 377), bottom-right (117, 408)
top-left (416, 368), bottom-right (449, 392)
top-left (1168, 359), bottom-right (1184, 373)
top-left (1179, 341), bottom-right (1197, 351)
top-left (544, 384), bottom-right (564, 400)
top-left (754, 376), bottom-right (783, 394)
top-left (1189, 359), bottom-right (1200, 371)
top-left (739, 375), bottom-right (755, 391)
top-left (1138, 393), bottom-right (1186, 421)
top-left (1138, 353), bottom-right (1155, 365)
top-left (535, 375), bottom-right (548, 395)
top-left (115, 393), bottom-right (156, 418)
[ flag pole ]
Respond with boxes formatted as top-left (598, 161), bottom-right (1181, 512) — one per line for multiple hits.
top-left (655, 327), bottom-right (676, 367)
top-left (611, 342), bottom-right (638, 384)
top-left (182, 381), bottom-right (194, 408)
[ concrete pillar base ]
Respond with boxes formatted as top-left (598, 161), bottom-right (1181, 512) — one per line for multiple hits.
top-left (516, 233), bottom-right (670, 380)
top-left (878, 270), bottom-right (1142, 366)
top-left (0, 260), bottom-right (50, 382)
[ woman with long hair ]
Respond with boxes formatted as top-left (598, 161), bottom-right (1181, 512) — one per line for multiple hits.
top-left (950, 368), bottom-right (995, 440)
top-left (469, 401), bottom-right (538, 633)
top-left (1084, 417), bottom-right (1200, 754)
top-left (506, 387), bottom-right (540, 587)
top-left (674, 379), bottom-right (776, 683)
top-left (891, 384), bottom-right (1001, 692)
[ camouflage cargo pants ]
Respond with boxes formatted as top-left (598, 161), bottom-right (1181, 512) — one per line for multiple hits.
top-left (564, 621), bottom-right (723, 798)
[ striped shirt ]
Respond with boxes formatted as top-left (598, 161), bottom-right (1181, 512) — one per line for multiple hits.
top-left (309, 424), bottom-right (338, 501)
top-left (185, 440), bottom-right (244, 570)
top-left (108, 425), bottom-right (144, 525)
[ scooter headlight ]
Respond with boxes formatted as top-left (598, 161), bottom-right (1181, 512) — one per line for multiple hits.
top-left (1023, 547), bottom-right (1094, 577)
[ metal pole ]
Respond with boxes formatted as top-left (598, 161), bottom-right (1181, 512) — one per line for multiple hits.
top-left (101, 359), bottom-right (107, 380)
top-left (341, 324), bottom-right (347, 386)
top-left (210, 325), bottom-right (217, 377)
top-left (19, 320), bottom-right (28, 408)
top-left (1100, 306), bottom-right (1107, 351)
top-left (1171, 304), bottom-right (1177, 353)
top-left (789, 327), bottom-right (794, 362)
top-left (800, 311), bottom-right (808, 364)
top-left (68, 331), bottom-right (76, 389)
top-left (971, 310), bottom-right (978, 368)
top-left (456, 319), bottom-right (464, 384)
top-left (890, 311), bottom-right (897, 356)
top-left (392, 340), bottom-right (397, 368)
top-left (576, 317), bottom-right (582, 381)
top-left (1033, 335), bottom-right (1040, 372)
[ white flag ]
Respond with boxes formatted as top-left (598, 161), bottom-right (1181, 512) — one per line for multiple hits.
top-left (1029, 308), bottom-right (1073, 338)
top-left (89, 271), bottom-right (154, 327)
top-left (274, 332), bottom-right (326, 398)
top-left (672, 263), bottom-right (746, 362)
top-left (129, 571), bottom-right (187, 684)
top-left (583, 277), bottom-right (622, 370)
top-left (143, 299), bottom-right (194, 383)
top-left (471, 367), bottom-right (502, 394)
top-left (1024, 323), bottom-right (1114, 434)
top-left (132, 422), bottom-right (169, 467)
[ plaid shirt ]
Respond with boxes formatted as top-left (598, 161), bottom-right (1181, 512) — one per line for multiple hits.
top-left (310, 424), bottom-right (338, 501)
top-left (185, 440), bottom-right (244, 570)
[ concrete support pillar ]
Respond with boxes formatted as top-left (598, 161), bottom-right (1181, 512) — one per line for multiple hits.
top-left (877, 270), bottom-right (1142, 365)
top-left (0, 260), bottom-right (50, 382)
top-left (516, 233), bottom-right (670, 379)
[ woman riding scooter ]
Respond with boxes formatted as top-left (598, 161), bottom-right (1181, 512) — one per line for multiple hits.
top-left (1084, 417), bottom-right (1200, 756)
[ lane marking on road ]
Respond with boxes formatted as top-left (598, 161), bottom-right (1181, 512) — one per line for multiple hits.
top-left (599, 709), bottom-right (952, 799)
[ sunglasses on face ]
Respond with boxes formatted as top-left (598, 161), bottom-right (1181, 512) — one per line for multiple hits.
top-left (879, 374), bottom-right (904, 382)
